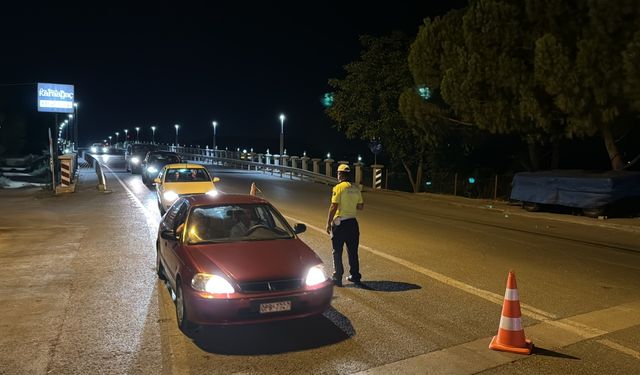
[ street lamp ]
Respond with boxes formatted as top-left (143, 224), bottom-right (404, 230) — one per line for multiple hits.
top-left (115, 131), bottom-right (120, 144)
top-left (73, 102), bottom-right (78, 149)
top-left (279, 114), bottom-right (285, 156)
top-left (174, 124), bottom-right (180, 146)
top-left (124, 129), bottom-right (128, 143)
top-left (108, 136), bottom-right (112, 144)
top-left (135, 126), bottom-right (140, 143)
top-left (212, 121), bottom-right (217, 150)
top-left (151, 126), bottom-right (156, 144)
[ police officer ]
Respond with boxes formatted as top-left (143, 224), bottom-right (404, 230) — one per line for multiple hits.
top-left (326, 164), bottom-right (364, 286)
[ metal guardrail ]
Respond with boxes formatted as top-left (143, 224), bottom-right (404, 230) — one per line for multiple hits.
top-left (83, 152), bottom-right (108, 191)
top-left (163, 147), bottom-right (338, 186)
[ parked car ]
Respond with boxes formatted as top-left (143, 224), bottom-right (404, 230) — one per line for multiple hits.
top-left (125, 143), bottom-right (158, 173)
top-left (156, 193), bottom-right (333, 335)
top-left (141, 151), bottom-right (182, 186)
top-left (155, 163), bottom-right (220, 215)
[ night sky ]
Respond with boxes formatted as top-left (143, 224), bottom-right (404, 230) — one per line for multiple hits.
top-left (1, 1), bottom-right (467, 160)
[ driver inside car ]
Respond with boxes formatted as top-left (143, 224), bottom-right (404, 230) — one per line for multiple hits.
top-left (230, 209), bottom-right (254, 237)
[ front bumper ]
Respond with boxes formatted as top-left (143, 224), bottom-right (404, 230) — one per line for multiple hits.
top-left (184, 281), bottom-right (334, 325)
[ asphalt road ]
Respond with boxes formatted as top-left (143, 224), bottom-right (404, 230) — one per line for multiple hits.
top-left (1, 154), bottom-right (639, 374)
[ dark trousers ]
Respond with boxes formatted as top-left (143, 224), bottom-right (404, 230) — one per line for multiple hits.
top-left (331, 218), bottom-right (361, 281)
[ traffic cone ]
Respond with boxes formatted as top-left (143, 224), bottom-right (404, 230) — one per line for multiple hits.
top-left (489, 271), bottom-right (533, 354)
top-left (249, 182), bottom-right (257, 196)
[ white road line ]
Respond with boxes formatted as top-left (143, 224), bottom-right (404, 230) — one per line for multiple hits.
top-left (285, 215), bottom-right (558, 321)
top-left (104, 164), bottom-right (187, 375)
top-left (597, 339), bottom-right (640, 360)
top-left (103, 164), bottom-right (159, 232)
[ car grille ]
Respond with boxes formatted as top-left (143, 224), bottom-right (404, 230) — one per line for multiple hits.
top-left (238, 278), bottom-right (303, 293)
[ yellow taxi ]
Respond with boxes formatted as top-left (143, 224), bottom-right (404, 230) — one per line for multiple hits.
top-left (154, 163), bottom-right (220, 215)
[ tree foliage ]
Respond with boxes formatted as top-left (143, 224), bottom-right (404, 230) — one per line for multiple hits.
top-left (535, 0), bottom-right (640, 170)
top-left (327, 32), bottom-right (428, 192)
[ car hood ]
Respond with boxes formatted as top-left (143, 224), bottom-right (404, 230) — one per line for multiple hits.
top-left (162, 181), bottom-right (215, 195)
top-left (187, 239), bottom-right (321, 282)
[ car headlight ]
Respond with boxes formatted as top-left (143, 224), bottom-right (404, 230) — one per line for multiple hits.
top-left (147, 166), bottom-right (158, 174)
top-left (305, 265), bottom-right (327, 287)
top-left (102, 147), bottom-right (108, 153)
top-left (131, 157), bottom-right (140, 164)
top-left (90, 147), bottom-right (97, 153)
top-left (163, 191), bottom-right (179, 202)
top-left (192, 273), bottom-right (235, 294)
top-left (206, 189), bottom-right (218, 197)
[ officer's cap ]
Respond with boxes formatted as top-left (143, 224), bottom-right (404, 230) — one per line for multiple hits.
top-left (337, 164), bottom-right (350, 173)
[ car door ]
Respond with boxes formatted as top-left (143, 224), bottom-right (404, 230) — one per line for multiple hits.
top-left (165, 201), bottom-right (189, 282)
top-left (159, 200), bottom-right (185, 286)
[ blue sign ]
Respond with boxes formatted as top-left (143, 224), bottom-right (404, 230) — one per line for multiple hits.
top-left (37, 83), bottom-right (75, 113)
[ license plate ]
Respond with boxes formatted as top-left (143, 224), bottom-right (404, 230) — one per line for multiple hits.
top-left (259, 301), bottom-right (291, 314)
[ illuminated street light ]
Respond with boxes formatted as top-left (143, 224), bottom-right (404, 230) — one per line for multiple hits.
top-left (135, 126), bottom-right (140, 143)
top-left (115, 131), bottom-right (120, 144)
top-left (151, 126), bottom-right (156, 144)
top-left (124, 128), bottom-right (128, 142)
top-left (73, 102), bottom-right (79, 149)
top-left (279, 114), bottom-right (285, 156)
top-left (174, 124), bottom-right (180, 146)
top-left (108, 136), bottom-right (112, 144)
top-left (212, 121), bottom-right (217, 150)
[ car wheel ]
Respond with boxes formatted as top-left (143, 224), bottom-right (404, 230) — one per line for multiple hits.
top-left (156, 245), bottom-right (166, 280)
top-left (175, 281), bottom-right (197, 336)
top-left (142, 174), bottom-right (148, 185)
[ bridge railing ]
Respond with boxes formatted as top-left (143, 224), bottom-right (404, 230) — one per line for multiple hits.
top-left (162, 146), bottom-right (338, 186)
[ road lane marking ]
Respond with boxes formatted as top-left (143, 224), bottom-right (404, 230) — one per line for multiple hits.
top-left (597, 339), bottom-right (640, 360)
top-left (355, 300), bottom-right (640, 374)
top-left (284, 215), bottom-right (558, 321)
top-left (105, 164), bottom-right (189, 375)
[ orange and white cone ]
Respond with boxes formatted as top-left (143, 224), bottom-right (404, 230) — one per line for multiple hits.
top-left (489, 271), bottom-right (533, 354)
top-left (249, 182), bottom-right (257, 196)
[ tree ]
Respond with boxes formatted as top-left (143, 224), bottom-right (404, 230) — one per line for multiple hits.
top-left (435, 0), bottom-right (570, 171)
top-left (535, 0), bottom-right (640, 170)
top-left (326, 32), bottom-right (426, 192)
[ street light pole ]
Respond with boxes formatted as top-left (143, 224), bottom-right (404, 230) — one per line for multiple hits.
top-left (124, 129), bottom-right (128, 143)
top-left (174, 124), bottom-right (180, 146)
top-left (73, 102), bottom-right (78, 150)
top-left (279, 114), bottom-right (285, 156)
top-left (115, 131), bottom-right (120, 145)
top-left (135, 126), bottom-right (140, 143)
top-left (212, 121), bottom-right (217, 150)
top-left (151, 126), bottom-right (156, 144)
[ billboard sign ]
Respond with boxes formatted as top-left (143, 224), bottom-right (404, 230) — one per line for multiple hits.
top-left (37, 83), bottom-right (75, 113)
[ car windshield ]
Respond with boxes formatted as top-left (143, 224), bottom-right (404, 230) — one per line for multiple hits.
top-left (149, 154), bottom-right (181, 164)
top-left (186, 204), bottom-right (295, 244)
top-left (132, 144), bottom-right (156, 153)
top-left (165, 168), bottom-right (210, 182)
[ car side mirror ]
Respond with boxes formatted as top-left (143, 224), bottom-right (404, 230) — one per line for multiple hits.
top-left (160, 229), bottom-right (176, 240)
top-left (293, 223), bottom-right (306, 234)
top-left (154, 178), bottom-right (161, 184)
top-left (213, 177), bottom-right (220, 183)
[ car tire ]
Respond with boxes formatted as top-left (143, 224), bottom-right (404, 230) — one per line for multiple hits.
top-left (156, 245), bottom-right (166, 281)
top-left (175, 281), bottom-right (197, 336)
top-left (142, 173), bottom-right (148, 185)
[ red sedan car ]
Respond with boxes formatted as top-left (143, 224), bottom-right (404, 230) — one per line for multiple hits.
top-left (156, 193), bottom-right (333, 335)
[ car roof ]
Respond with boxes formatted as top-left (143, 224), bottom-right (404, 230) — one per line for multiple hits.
top-left (164, 163), bottom-right (207, 169)
top-left (148, 151), bottom-right (179, 156)
top-left (185, 193), bottom-right (268, 207)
